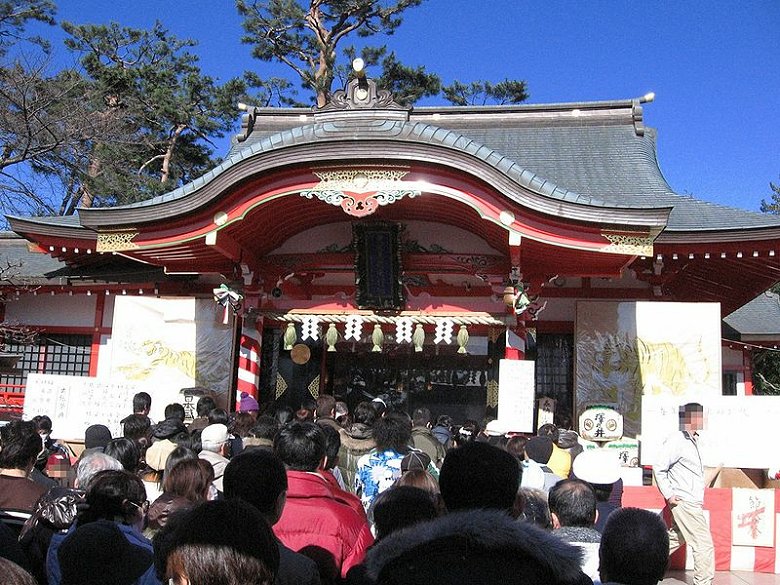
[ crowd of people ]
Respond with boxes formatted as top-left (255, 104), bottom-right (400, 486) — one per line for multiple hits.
top-left (0, 391), bottom-right (706, 585)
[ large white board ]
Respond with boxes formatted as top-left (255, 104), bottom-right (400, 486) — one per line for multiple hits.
top-left (576, 301), bottom-right (722, 438)
top-left (497, 359), bottom-right (535, 432)
top-left (22, 374), bottom-right (138, 440)
top-left (641, 395), bottom-right (780, 468)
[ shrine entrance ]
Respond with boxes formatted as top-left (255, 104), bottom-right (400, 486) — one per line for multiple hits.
top-left (257, 320), bottom-right (505, 424)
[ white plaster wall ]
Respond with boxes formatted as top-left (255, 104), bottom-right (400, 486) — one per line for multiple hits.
top-left (5, 294), bottom-right (97, 327)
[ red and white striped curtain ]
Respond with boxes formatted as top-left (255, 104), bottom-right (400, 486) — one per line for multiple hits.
top-left (236, 318), bottom-right (262, 409)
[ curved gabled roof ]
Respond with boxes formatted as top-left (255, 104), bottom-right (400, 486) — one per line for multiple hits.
top-left (75, 115), bottom-right (671, 231)
top-left (223, 98), bottom-right (780, 234)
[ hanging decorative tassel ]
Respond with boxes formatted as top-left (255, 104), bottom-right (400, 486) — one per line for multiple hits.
top-left (457, 324), bottom-right (469, 354)
top-left (326, 323), bottom-right (339, 352)
top-left (372, 324), bottom-right (384, 352)
top-left (212, 284), bottom-right (243, 324)
top-left (283, 322), bottom-right (297, 350)
top-left (412, 323), bottom-right (425, 352)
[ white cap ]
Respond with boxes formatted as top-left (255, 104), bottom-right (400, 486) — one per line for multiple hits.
top-left (572, 449), bottom-right (621, 485)
top-left (485, 419), bottom-right (513, 436)
top-left (201, 423), bottom-right (229, 446)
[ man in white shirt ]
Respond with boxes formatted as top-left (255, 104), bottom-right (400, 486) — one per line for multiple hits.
top-left (652, 402), bottom-right (714, 585)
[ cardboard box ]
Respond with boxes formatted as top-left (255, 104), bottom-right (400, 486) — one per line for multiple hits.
top-left (710, 467), bottom-right (765, 489)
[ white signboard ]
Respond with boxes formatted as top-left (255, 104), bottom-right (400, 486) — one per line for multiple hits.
top-left (22, 374), bottom-right (139, 440)
top-left (497, 359), bottom-right (535, 433)
top-left (109, 297), bottom-right (233, 405)
top-left (537, 396), bottom-right (556, 429)
top-left (641, 395), bottom-right (780, 468)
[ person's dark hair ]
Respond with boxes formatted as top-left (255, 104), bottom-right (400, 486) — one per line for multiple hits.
top-left (122, 414), bottom-right (152, 448)
top-left (679, 402), bottom-right (704, 423)
top-left (504, 435), bottom-right (528, 460)
top-left (163, 459), bottom-right (213, 502)
top-left (231, 412), bottom-right (255, 438)
top-left (592, 483), bottom-right (613, 503)
top-left (396, 469), bottom-right (439, 493)
top-left (537, 423), bottom-right (559, 441)
top-left (0, 557), bottom-right (37, 585)
top-left (454, 419), bottom-right (479, 445)
top-left (514, 487), bottom-right (553, 530)
top-left (273, 421), bottom-right (325, 472)
top-left (439, 442), bottom-right (519, 512)
top-left (599, 507), bottom-right (669, 585)
top-left (163, 499), bottom-right (279, 585)
top-left (315, 394), bottom-right (336, 418)
top-left (152, 418), bottom-right (188, 443)
top-left (548, 479), bottom-right (597, 528)
top-left (104, 437), bottom-right (141, 473)
top-left (271, 405), bottom-right (294, 426)
top-left (33, 414), bottom-right (53, 434)
top-left (188, 429), bottom-right (202, 453)
top-left (248, 415), bottom-right (281, 441)
top-left (78, 469), bottom-right (147, 525)
top-left (373, 411), bottom-right (412, 453)
top-left (294, 399), bottom-right (315, 422)
top-left (196, 396), bottom-right (217, 418)
top-left (370, 397), bottom-right (387, 418)
top-left (372, 486), bottom-right (438, 541)
top-left (353, 401), bottom-right (377, 427)
top-left (162, 446), bottom-right (199, 485)
top-left (133, 392), bottom-right (152, 414)
top-left (164, 403), bottom-right (186, 422)
top-left (224, 449), bottom-right (288, 519)
top-left (525, 436), bottom-right (554, 464)
top-left (412, 407), bottom-right (432, 427)
top-left (0, 420), bottom-right (42, 470)
top-left (317, 422), bottom-right (341, 470)
top-left (207, 408), bottom-right (229, 426)
top-left (435, 414), bottom-right (452, 428)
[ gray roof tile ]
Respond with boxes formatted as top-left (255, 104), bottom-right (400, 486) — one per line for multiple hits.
top-left (724, 291), bottom-right (780, 336)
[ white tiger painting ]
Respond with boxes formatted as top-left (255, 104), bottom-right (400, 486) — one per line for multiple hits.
top-left (575, 301), bottom-right (722, 438)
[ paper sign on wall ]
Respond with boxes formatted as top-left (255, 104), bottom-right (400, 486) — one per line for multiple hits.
top-left (732, 489), bottom-right (775, 547)
top-left (496, 359), bottom-right (535, 433)
top-left (22, 374), bottom-right (138, 440)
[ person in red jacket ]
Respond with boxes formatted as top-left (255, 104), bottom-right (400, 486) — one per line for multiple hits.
top-left (273, 422), bottom-right (373, 582)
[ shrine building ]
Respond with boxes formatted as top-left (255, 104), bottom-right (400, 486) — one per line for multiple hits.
top-left (4, 72), bottom-right (780, 429)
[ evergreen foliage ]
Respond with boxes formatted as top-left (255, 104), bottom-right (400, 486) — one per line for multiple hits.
top-left (0, 0), bottom-right (529, 216)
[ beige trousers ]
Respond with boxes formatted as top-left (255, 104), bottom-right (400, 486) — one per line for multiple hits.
top-left (668, 500), bottom-right (715, 585)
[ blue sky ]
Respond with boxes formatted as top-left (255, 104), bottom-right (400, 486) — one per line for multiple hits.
top-left (30, 1), bottom-right (780, 213)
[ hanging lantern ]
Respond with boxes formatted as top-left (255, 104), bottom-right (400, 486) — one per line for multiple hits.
top-left (502, 285), bottom-right (516, 307)
top-left (372, 324), bottom-right (384, 352)
top-left (283, 322), bottom-right (297, 350)
top-left (457, 325), bottom-right (469, 354)
top-left (326, 323), bottom-right (339, 352)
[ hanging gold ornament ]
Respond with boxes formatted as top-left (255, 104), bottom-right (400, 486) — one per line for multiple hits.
top-left (276, 373), bottom-right (288, 399)
top-left (487, 379), bottom-right (499, 408)
top-left (308, 375), bottom-right (321, 398)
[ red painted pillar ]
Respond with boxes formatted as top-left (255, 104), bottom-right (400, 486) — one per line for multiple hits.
top-left (742, 348), bottom-right (754, 395)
